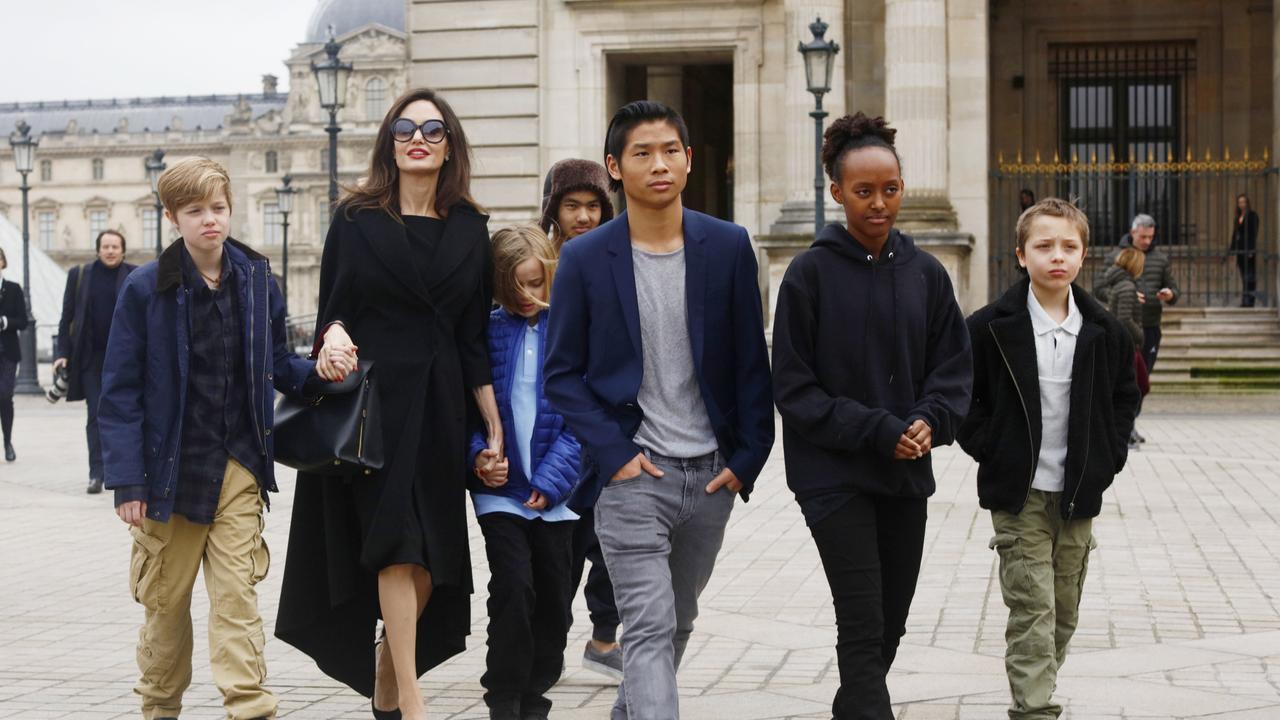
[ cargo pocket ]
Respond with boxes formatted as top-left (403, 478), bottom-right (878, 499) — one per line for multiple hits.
top-left (989, 532), bottom-right (1033, 597)
top-left (129, 526), bottom-right (168, 611)
top-left (249, 628), bottom-right (268, 685)
top-left (249, 516), bottom-right (270, 586)
top-left (1076, 535), bottom-right (1098, 597)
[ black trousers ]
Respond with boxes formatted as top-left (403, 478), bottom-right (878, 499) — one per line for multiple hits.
top-left (478, 512), bottom-right (575, 718)
top-left (82, 357), bottom-right (105, 480)
top-left (1237, 253), bottom-right (1258, 306)
top-left (1142, 325), bottom-right (1162, 373)
top-left (809, 494), bottom-right (928, 720)
top-left (0, 355), bottom-right (16, 444)
top-left (569, 506), bottom-right (620, 643)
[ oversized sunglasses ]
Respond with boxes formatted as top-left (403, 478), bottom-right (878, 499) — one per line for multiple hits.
top-left (391, 118), bottom-right (449, 144)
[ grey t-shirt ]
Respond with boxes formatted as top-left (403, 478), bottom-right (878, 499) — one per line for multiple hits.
top-left (631, 245), bottom-right (719, 459)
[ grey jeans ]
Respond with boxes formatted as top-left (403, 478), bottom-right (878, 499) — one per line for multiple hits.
top-left (594, 449), bottom-right (735, 720)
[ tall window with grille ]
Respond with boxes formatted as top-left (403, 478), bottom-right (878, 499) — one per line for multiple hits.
top-left (92, 158), bottom-right (104, 181)
top-left (1052, 42), bottom-right (1195, 245)
top-left (263, 202), bottom-right (282, 245)
top-left (142, 207), bottom-right (159, 244)
top-left (40, 160), bottom-right (52, 182)
top-left (366, 77), bottom-right (388, 121)
top-left (89, 209), bottom-right (109, 240)
top-left (265, 151), bottom-right (278, 174)
top-left (37, 211), bottom-right (56, 249)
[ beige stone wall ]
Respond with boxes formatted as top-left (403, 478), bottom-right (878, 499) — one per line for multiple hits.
top-left (408, 0), bottom-right (542, 224)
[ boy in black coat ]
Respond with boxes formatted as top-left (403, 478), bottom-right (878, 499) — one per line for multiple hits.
top-left (959, 198), bottom-right (1139, 719)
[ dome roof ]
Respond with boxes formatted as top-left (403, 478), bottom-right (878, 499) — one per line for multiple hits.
top-left (304, 0), bottom-right (405, 43)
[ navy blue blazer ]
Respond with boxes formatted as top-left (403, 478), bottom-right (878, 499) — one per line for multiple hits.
top-left (544, 208), bottom-right (775, 511)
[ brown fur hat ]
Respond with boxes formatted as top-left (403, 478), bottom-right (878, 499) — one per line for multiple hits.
top-left (539, 158), bottom-right (615, 238)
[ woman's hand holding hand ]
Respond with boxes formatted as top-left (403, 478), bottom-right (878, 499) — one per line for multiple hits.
top-left (316, 324), bottom-right (359, 382)
top-left (473, 448), bottom-right (509, 488)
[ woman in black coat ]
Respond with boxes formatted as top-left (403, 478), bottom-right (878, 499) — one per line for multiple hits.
top-left (0, 247), bottom-right (30, 462)
top-left (276, 88), bottom-right (502, 720)
top-left (1231, 193), bottom-right (1260, 307)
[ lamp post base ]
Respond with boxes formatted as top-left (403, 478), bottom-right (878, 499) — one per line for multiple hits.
top-left (13, 326), bottom-right (41, 395)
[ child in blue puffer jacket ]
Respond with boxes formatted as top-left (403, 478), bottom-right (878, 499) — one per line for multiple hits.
top-left (469, 224), bottom-right (581, 720)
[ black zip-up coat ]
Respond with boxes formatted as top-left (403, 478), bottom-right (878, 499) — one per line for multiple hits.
top-left (958, 278), bottom-right (1140, 519)
top-left (772, 225), bottom-right (972, 500)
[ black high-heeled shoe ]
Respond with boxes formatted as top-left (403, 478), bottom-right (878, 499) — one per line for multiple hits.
top-left (372, 629), bottom-right (401, 720)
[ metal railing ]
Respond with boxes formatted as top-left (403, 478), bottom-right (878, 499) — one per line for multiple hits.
top-left (991, 149), bottom-right (1277, 307)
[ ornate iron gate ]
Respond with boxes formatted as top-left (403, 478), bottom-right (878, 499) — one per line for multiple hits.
top-left (991, 151), bottom-right (1278, 307)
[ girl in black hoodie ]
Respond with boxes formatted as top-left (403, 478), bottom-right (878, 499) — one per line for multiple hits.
top-left (771, 113), bottom-right (972, 719)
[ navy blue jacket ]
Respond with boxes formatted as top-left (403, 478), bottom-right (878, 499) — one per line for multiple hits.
top-left (469, 308), bottom-right (580, 507)
top-left (544, 208), bottom-right (775, 511)
top-left (99, 238), bottom-right (315, 522)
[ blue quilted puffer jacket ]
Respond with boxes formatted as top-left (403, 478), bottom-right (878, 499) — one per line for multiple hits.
top-left (469, 308), bottom-right (580, 506)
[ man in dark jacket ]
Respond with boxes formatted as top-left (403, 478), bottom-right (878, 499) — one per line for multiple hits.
top-left (55, 229), bottom-right (137, 494)
top-left (961, 198), bottom-right (1140, 720)
top-left (1093, 213), bottom-right (1179, 372)
top-left (539, 157), bottom-right (624, 681)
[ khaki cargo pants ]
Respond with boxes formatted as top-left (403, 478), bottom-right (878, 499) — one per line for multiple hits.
top-left (989, 490), bottom-right (1096, 720)
top-left (128, 459), bottom-right (275, 720)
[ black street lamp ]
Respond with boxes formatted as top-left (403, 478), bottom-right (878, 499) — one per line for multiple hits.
top-left (145, 149), bottom-right (166, 256)
top-left (275, 173), bottom-right (297, 305)
top-left (799, 16), bottom-right (840, 236)
top-left (312, 28), bottom-right (352, 217)
top-left (8, 121), bottom-right (40, 395)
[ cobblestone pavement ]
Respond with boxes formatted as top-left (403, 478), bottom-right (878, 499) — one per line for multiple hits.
top-left (1, 393), bottom-right (1277, 719)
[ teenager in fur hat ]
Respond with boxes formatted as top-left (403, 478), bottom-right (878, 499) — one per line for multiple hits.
top-left (539, 157), bottom-right (623, 680)
top-left (540, 159), bottom-right (615, 251)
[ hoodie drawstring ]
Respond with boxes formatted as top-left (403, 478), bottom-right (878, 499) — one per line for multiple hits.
top-left (888, 250), bottom-right (898, 387)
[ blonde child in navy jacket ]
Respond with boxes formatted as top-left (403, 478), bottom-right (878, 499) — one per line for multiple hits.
top-left (469, 225), bottom-right (581, 720)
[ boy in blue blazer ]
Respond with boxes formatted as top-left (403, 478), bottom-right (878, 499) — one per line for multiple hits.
top-left (544, 100), bottom-right (775, 720)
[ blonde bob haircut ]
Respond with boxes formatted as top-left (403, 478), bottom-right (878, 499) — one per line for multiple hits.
top-left (1114, 247), bottom-right (1145, 279)
top-left (1015, 196), bottom-right (1090, 251)
top-left (491, 225), bottom-right (557, 315)
top-left (156, 156), bottom-right (234, 217)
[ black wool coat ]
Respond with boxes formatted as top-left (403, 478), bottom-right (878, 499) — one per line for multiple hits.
top-left (958, 278), bottom-right (1141, 520)
top-left (275, 202), bottom-right (493, 697)
top-left (0, 279), bottom-right (29, 363)
top-left (56, 261), bottom-right (137, 401)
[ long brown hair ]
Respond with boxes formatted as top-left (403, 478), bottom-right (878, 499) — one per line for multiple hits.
top-left (341, 87), bottom-right (479, 220)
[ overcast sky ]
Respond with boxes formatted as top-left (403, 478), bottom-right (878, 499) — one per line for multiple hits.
top-left (1, 0), bottom-right (318, 104)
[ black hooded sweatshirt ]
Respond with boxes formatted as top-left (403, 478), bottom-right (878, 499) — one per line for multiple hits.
top-left (771, 225), bottom-right (973, 525)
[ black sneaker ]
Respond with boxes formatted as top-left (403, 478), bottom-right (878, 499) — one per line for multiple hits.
top-left (4, 442), bottom-right (13, 462)
top-left (87, 477), bottom-right (104, 494)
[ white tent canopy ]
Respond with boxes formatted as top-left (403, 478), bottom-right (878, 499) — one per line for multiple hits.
top-left (0, 214), bottom-right (69, 358)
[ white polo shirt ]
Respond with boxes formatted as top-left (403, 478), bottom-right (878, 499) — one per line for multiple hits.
top-left (1027, 286), bottom-right (1082, 493)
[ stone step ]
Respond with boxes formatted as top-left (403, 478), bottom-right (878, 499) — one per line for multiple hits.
top-left (1157, 356), bottom-right (1280, 366)
top-left (1165, 319), bottom-right (1280, 333)
top-left (1149, 372), bottom-right (1280, 390)
top-left (1158, 347), bottom-right (1280, 359)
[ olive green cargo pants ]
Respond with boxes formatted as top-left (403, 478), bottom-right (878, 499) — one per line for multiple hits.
top-left (990, 490), bottom-right (1096, 720)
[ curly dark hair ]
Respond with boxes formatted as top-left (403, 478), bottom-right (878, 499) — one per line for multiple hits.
top-left (821, 112), bottom-right (900, 182)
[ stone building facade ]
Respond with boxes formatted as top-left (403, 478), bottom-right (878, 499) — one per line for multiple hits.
top-left (2, 0), bottom-right (1276, 323)
top-left (0, 0), bottom-right (410, 319)
top-left (409, 0), bottom-right (1279, 315)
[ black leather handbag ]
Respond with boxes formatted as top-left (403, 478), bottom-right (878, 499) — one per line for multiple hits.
top-left (274, 361), bottom-right (384, 476)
